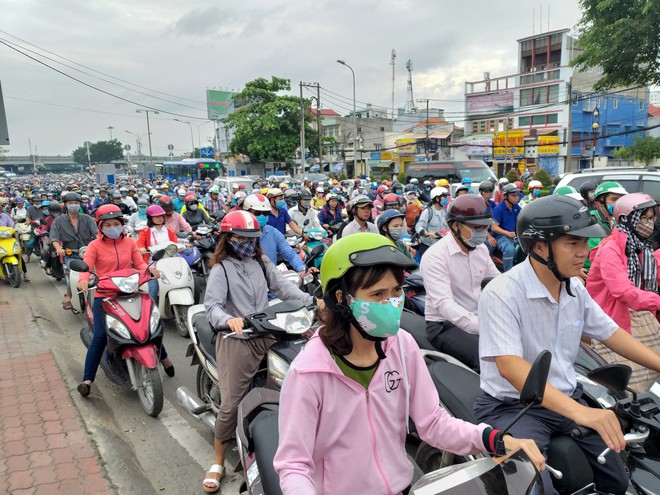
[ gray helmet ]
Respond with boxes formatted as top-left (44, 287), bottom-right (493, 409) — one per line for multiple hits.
top-left (502, 183), bottom-right (520, 195)
top-left (62, 192), bottom-right (81, 203)
top-left (478, 180), bottom-right (495, 192)
top-left (349, 194), bottom-right (373, 210)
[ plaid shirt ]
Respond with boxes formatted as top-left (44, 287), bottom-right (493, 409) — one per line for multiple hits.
top-left (204, 198), bottom-right (224, 214)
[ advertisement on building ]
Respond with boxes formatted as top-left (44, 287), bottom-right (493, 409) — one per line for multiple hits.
top-left (466, 92), bottom-right (514, 115)
top-left (206, 90), bottom-right (236, 121)
top-left (493, 130), bottom-right (524, 160)
top-left (395, 138), bottom-right (416, 154)
top-left (538, 135), bottom-right (559, 156)
top-left (460, 139), bottom-right (492, 156)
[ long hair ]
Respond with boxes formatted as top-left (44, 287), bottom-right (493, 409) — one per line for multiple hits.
top-left (209, 233), bottom-right (264, 267)
top-left (319, 265), bottom-right (405, 355)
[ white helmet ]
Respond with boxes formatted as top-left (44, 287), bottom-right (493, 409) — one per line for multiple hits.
top-left (498, 178), bottom-right (509, 185)
top-left (177, 188), bottom-right (186, 196)
top-left (430, 187), bottom-right (449, 200)
top-left (410, 178), bottom-right (419, 184)
top-left (528, 180), bottom-right (543, 189)
top-left (316, 187), bottom-right (325, 194)
top-left (244, 193), bottom-right (271, 212)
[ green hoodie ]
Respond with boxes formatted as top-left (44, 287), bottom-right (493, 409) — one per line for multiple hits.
top-left (584, 208), bottom-right (614, 269)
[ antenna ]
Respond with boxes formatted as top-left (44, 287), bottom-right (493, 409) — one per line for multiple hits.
top-left (547, 3), bottom-right (550, 32)
top-left (540, 3), bottom-right (543, 34)
top-left (533, 8), bottom-right (535, 35)
top-left (390, 49), bottom-right (397, 119)
top-left (404, 59), bottom-right (416, 113)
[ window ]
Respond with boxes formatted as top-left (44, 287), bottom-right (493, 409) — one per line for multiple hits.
top-left (532, 115), bottom-right (546, 125)
top-left (613, 98), bottom-right (618, 109)
top-left (572, 94), bottom-right (579, 106)
top-left (519, 116), bottom-right (531, 126)
top-left (641, 177), bottom-right (660, 200)
top-left (472, 122), bottom-right (478, 132)
top-left (380, 127), bottom-right (385, 131)
top-left (374, 143), bottom-right (382, 150)
top-left (602, 98), bottom-right (607, 109)
top-left (520, 88), bottom-right (532, 106)
top-left (535, 36), bottom-right (547, 48)
top-left (548, 85), bottom-right (559, 103)
top-left (547, 114), bottom-right (558, 124)
top-left (550, 33), bottom-right (562, 45)
top-left (521, 40), bottom-right (532, 52)
top-left (640, 101), bottom-right (645, 110)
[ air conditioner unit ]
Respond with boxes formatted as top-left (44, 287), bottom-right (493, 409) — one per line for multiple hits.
top-left (528, 129), bottom-right (538, 138)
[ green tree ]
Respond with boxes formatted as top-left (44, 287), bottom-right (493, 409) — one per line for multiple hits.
top-left (572, 0), bottom-right (660, 90)
top-left (532, 168), bottom-right (553, 189)
top-left (612, 146), bottom-right (634, 160)
top-left (72, 139), bottom-right (123, 165)
top-left (225, 77), bottom-right (318, 163)
top-left (505, 168), bottom-right (520, 184)
top-left (631, 136), bottom-right (660, 165)
top-left (0, 146), bottom-right (6, 162)
top-left (397, 172), bottom-right (407, 185)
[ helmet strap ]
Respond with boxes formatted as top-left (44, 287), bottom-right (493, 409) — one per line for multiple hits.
top-left (529, 241), bottom-right (574, 297)
top-left (451, 223), bottom-right (476, 252)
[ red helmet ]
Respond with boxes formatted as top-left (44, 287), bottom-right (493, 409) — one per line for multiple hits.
top-left (377, 185), bottom-right (388, 195)
top-left (220, 211), bottom-right (262, 237)
top-left (514, 181), bottom-right (524, 189)
top-left (95, 204), bottom-right (123, 223)
top-left (383, 193), bottom-right (400, 205)
top-left (159, 195), bottom-right (173, 206)
top-left (238, 184), bottom-right (246, 190)
top-left (185, 194), bottom-right (198, 205)
top-left (446, 195), bottom-right (494, 226)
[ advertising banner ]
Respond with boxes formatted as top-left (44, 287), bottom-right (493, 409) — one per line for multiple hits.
top-left (538, 135), bottom-right (559, 156)
top-left (396, 138), bottom-right (416, 154)
top-left (466, 92), bottom-right (514, 115)
top-left (207, 90), bottom-right (236, 121)
top-left (493, 130), bottom-right (524, 160)
top-left (460, 139), bottom-right (492, 156)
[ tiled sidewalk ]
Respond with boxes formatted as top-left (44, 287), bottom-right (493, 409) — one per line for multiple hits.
top-left (0, 292), bottom-right (115, 495)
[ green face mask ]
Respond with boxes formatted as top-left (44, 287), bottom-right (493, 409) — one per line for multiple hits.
top-left (348, 294), bottom-right (404, 339)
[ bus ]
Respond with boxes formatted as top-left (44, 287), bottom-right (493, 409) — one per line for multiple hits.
top-left (405, 160), bottom-right (497, 195)
top-left (159, 159), bottom-right (226, 182)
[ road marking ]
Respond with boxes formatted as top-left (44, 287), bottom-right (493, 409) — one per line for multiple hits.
top-left (159, 398), bottom-right (215, 468)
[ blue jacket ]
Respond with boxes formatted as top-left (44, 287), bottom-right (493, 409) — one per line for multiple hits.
top-left (259, 225), bottom-right (305, 272)
top-left (172, 197), bottom-right (186, 213)
top-left (318, 205), bottom-right (343, 225)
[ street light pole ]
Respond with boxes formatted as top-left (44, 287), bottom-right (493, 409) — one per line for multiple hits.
top-left (337, 60), bottom-right (357, 177)
top-left (125, 130), bottom-right (148, 166)
top-left (174, 119), bottom-right (195, 157)
top-left (136, 109), bottom-right (159, 166)
top-left (107, 126), bottom-right (114, 140)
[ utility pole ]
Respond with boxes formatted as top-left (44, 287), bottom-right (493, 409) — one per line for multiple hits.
top-left (136, 109), bottom-right (159, 166)
top-left (317, 83), bottom-right (322, 172)
top-left (416, 99), bottom-right (431, 160)
top-left (390, 49), bottom-right (396, 120)
top-left (566, 79), bottom-right (573, 172)
top-left (299, 82), bottom-right (305, 176)
top-left (107, 126), bottom-right (114, 140)
top-left (28, 138), bottom-right (36, 175)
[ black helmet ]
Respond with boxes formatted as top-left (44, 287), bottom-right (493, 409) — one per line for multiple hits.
top-left (48, 201), bottom-right (62, 215)
top-left (517, 195), bottom-right (607, 294)
top-left (478, 180), bottom-right (495, 192)
top-left (62, 192), bottom-right (81, 203)
top-left (299, 190), bottom-right (312, 201)
top-left (579, 180), bottom-right (597, 200)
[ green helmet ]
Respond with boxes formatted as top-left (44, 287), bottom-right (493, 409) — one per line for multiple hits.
top-left (593, 181), bottom-right (627, 202)
top-left (553, 185), bottom-right (582, 201)
top-left (320, 233), bottom-right (417, 293)
top-left (209, 186), bottom-right (220, 194)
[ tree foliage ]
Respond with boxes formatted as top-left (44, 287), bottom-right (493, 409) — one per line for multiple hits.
top-left (224, 77), bottom-right (318, 164)
top-left (0, 146), bottom-right (6, 162)
top-left (72, 140), bottom-right (123, 165)
top-left (505, 168), bottom-right (521, 184)
top-left (572, 0), bottom-right (660, 90)
top-left (612, 146), bottom-right (634, 160)
top-left (632, 136), bottom-right (660, 165)
top-left (532, 168), bottom-right (553, 189)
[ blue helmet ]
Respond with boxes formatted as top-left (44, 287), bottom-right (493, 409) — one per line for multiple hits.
top-left (376, 208), bottom-right (406, 231)
top-left (461, 177), bottom-right (472, 185)
top-left (40, 200), bottom-right (51, 208)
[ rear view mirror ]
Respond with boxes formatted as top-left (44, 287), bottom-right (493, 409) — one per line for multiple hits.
top-left (68, 260), bottom-right (90, 273)
top-left (310, 245), bottom-right (324, 257)
top-left (152, 249), bottom-right (166, 262)
top-left (587, 364), bottom-right (632, 393)
top-left (521, 350), bottom-right (552, 406)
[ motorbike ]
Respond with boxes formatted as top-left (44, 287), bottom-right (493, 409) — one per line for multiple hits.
top-left (0, 226), bottom-right (23, 288)
top-left (490, 237), bottom-right (526, 273)
top-left (189, 224), bottom-right (218, 278)
top-left (233, 351), bottom-right (555, 495)
top-left (14, 220), bottom-right (33, 262)
top-left (302, 228), bottom-right (327, 269)
top-left (69, 254), bottom-right (166, 417)
top-left (150, 242), bottom-right (196, 337)
top-left (176, 300), bottom-right (316, 432)
top-left (65, 247), bottom-right (87, 314)
top-left (177, 243), bottom-right (205, 304)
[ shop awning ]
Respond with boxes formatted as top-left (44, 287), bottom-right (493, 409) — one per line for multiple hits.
top-left (369, 160), bottom-right (394, 169)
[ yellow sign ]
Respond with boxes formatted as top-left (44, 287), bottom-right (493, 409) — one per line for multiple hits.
top-left (518, 159), bottom-right (526, 173)
top-left (381, 151), bottom-right (392, 161)
top-left (493, 130), bottom-right (524, 160)
top-left (396, 138), bottom-right (416, 154)
top-left (538, 135), bottom-right (559, 156)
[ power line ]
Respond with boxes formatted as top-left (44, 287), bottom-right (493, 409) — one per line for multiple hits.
top-left (0, 29), bottom-right (207, 105)
top-left (0, 39), bottom-right (208, 121)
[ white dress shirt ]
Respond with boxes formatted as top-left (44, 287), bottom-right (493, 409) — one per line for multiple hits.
top-left (478, 258), bottom-right (618, 400)
top-left (420, 233), bottom-right (500, 334)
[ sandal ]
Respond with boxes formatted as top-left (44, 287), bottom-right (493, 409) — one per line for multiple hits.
top-left (62, 297), bottom-right (73, 310)
top-left (202, 464), bottom-right (224, 493)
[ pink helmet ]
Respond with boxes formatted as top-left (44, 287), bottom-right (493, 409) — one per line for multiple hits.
top-left (146, 205), bottom-right (166, 217)
top-left (613, 193), bottom-right (657, 224)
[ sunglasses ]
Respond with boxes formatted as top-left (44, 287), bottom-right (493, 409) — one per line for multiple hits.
top-left (250, 210), bottom-right (269, 217)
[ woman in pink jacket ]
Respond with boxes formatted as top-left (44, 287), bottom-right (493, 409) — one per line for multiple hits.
top-left (587, 192), bottom-right (660, 391)
top-left (274, 233), bottom-right (544, 495)
top-left (76, 205), bottom-right (174, 397)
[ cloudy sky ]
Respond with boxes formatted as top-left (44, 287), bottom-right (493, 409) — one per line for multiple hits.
top-left (1, 0), bottom-right (582, 157)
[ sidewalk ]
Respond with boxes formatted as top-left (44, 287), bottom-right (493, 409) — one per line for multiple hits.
top-left (0, 287), bottom-right (115, 495)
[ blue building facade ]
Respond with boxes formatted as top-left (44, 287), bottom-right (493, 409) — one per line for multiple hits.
top-left (571, 92), bottom-right (648, 169)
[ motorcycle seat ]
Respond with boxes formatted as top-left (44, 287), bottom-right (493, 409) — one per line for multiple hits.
top-left (405, 270), bottom-right (425, 289)
top-left (401, 309), bottom-right (434, 351)
top-left (250, 411), bottom-right (283, 495)
top-left (192, 312), bottom-right (217, 367)
top-left (427, 360), bottom-right (481, 424)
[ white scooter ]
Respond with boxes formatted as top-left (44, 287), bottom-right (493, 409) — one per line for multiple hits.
top-left (149, 242), bottom-right (195, 337)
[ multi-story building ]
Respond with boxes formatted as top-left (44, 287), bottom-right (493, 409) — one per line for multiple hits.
top-left (463, 28), bottom-right (649, 176)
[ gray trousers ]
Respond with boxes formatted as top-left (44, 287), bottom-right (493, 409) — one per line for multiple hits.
top-left (214, 334), bottom-right (274, 442)
top-left (474, 392), bottom-right (628, 495)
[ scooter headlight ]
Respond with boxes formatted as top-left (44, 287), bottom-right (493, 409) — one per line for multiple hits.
top-left (105, 314), bottom-right (132, 340)
top-left (267, 350), bottom-right (290, 388)
top-left (12, 242), bottom-right (20, 254)
top-left (269, 308), bottom-right (313, 334)
top-left (149, 305), bottom-right (161, 335)
top-left (0, 246), bottom-right (6, 256)
top-left (111, 273), bottom-right (140, 293)
top-left (0, 230), bottom-right (12, 239)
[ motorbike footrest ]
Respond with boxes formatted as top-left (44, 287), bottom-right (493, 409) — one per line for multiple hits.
top-left (192, 404), bottom-right (211, 415)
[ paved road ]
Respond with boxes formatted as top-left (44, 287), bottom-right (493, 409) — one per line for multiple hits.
top-left (20, 260), bottom-right (243, 494)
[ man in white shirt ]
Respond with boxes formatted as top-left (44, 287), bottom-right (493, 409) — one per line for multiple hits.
top-left (288, 191), bottom-right (321, 232)
top-left (476, 195), bottom-right (660, 495)
top-left (420, 195), bottom-right (499, 371)
top-left (341, 195), bottom-right (378, 237)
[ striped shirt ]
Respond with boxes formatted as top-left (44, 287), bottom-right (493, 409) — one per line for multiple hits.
top-left (478, 258), bottom-right (618, 400)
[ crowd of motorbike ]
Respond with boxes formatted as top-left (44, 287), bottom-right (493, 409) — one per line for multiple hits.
top-left (1, 172), bottom-right (660, 495)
